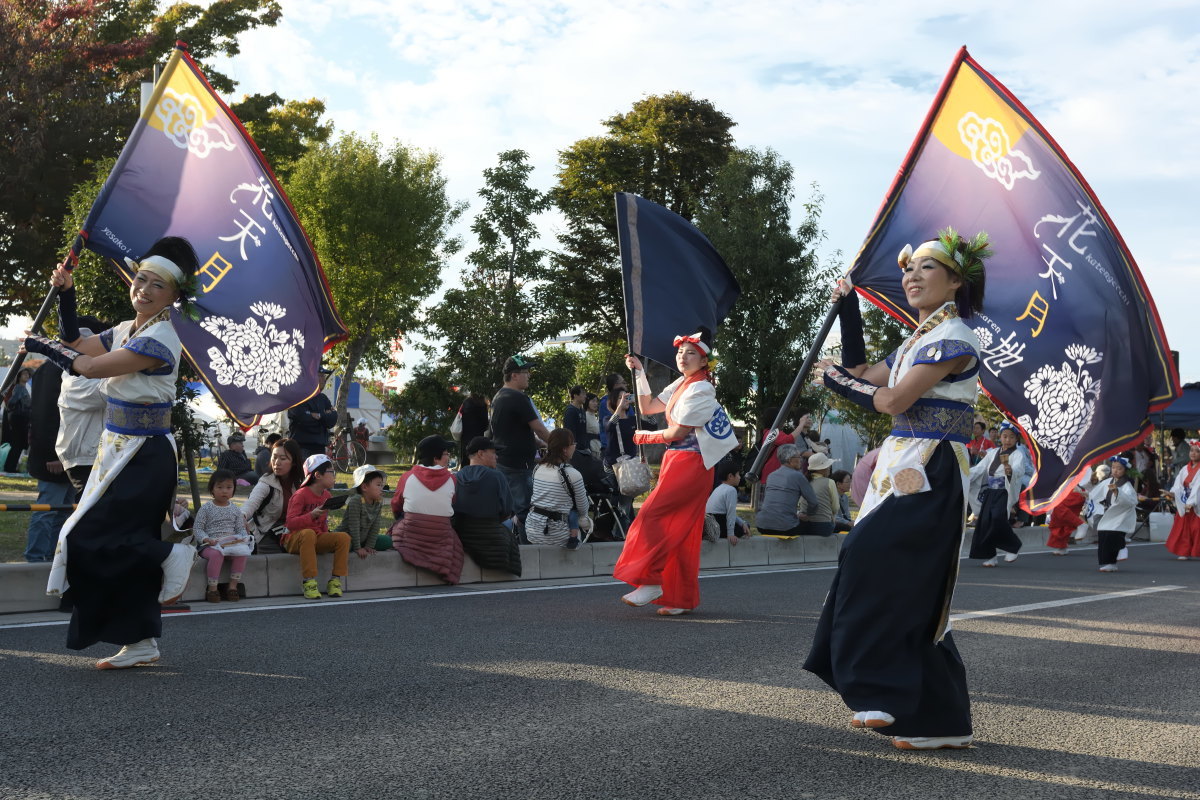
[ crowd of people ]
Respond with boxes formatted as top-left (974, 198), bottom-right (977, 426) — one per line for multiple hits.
top-left (3, 229), bottom-right (1195, 763)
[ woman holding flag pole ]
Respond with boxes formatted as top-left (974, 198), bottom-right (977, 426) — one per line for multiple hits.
top-left (614, 329), bottom-right (737, 615)
top-left (22, 237), bottom-right (199, 669)
top-left (803, 228), bottom-right (991, 751)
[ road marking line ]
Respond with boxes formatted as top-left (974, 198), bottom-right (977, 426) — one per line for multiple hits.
top-left (950, 585), bottom-right (1184, 622)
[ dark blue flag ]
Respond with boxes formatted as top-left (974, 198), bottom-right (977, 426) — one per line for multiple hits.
top-left (614, 193), bottom-right (740, 370)
top-left (847, 47), bottom-right (1180, 512)
top-left (80, 45), bottom-right (347, 427)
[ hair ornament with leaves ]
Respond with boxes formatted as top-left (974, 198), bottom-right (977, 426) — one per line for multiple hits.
top-left (897, 226), bottom-right (993, 285)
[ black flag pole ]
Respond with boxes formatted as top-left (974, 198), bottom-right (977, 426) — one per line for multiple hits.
top-left (0, 232), bottom-right (87, 398)
top-left (744, 294), bottom-right (846, 483)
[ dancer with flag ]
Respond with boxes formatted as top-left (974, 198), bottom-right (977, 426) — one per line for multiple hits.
top-left (24, 238), bottom-right (200, 668)
top-left (803, 229), bottom-right (989, 751)
top-left (611, 194), bottom-right (740, 616)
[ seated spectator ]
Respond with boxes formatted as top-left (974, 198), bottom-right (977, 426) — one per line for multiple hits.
top-left (390, 435), bottom-right (463, 584)
top-left (194, 469), bottom-right (254, 602)
top-left (755, 443), bottom-right (820, 536)
top-left (706, 463), bottom-right (750, 544)
top-left (254, 432), bottom-right (282, 476)
top-left (452, 437), bottom-right (521, 576)
top-left (831, 469), bottom-right (853, 532)
top-left (526, 429), bottom-right (590, 549)
top-left (242, 438), bottom-right (302, 554)
top-left (216, 431), bottom-right (258, 486)
top-left (797, 453), bottom-right (839, 537)
top-left (343, 464), bottom-right (392, 559)
top-left (284, 454), bottom-right (351, 599)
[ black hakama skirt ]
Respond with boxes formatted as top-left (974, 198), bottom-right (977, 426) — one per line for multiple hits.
top-left (803, 441), bottom-right (972, 738)
top-left (66, 435), bottom-right (175, 650)
top-left (969, 487), bottom-right (1023, 559)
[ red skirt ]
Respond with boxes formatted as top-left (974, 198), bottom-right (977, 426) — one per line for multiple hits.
top-left (1046, 491), bottom-right (1085, 549)
top-left (1165, 511), bottom-right (1200, 558)
top-left (613, 450), bottom-right (712, 610)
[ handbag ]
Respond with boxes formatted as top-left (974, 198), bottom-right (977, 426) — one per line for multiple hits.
top-left (613, 425), bottom-right (652, 497)
top-left (449, 409), bottom-right (463, 441)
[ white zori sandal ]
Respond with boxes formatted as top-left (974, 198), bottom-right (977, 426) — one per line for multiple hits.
top-left (892, 735), bottom-right (973, 750)
top-left (851, 711), bottom-right (895, 729)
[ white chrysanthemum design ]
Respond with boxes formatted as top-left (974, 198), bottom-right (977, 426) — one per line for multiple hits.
top-left (1016, 343), bottom-right (1102, 462)
top-left (957, 111), bottom-right (1040, 191)
top-left (975, 328), bottom-right (994, 351)
top-left (201, 303), bottom-right (304, 397)
top-left (154, 88), bottom-right (235, 158)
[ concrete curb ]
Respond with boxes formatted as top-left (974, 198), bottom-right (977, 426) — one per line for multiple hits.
top-left (0, 525), bottom-right (1088, 615)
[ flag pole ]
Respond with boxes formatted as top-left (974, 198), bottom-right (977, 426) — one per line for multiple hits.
top-left (0, 232), bottom-right (87, 398)
top-left (744, 294), bottom-right (845, 483)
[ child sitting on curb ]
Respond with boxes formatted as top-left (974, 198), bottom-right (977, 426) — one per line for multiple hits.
top-left (194, 469), bottom-right (254, 601)
top-left (283, 454), bottom-right (351, 599)
top-left (343, 464), bottom-right (392, 558)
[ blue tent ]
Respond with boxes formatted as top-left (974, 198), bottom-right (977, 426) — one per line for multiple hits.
top-left (1156, 383), bottom-right (1200, 429)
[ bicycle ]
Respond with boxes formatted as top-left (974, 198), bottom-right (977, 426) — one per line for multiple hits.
top-left (328, 427), bottom-right (368, 473)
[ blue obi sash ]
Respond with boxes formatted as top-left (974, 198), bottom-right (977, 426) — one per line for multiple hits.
top-left (105, 397), bottom-right (172, 436)
top-left (889, 398), bottom-right (973, 444)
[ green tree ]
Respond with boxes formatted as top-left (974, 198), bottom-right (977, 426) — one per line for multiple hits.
top-left (231, 93), bottom-right (332, 184)
top-left (526, 345), bottom-right (580, 424)
top-left (424, 149), bottom-right (557, 397)
top-left (694, 148), bottom-right (835, 431)
top-left (0, 0), bottom-right (282, 321)
top-left (381, 361), bottom-right (458, 462)
top-left (287, 133), bottom-right (464, 432)
top-left (549, 92), bottom-right (737, 343)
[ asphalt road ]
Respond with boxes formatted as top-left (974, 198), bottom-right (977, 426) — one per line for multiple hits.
top-left (1, 543), bottom-right (1197, 800)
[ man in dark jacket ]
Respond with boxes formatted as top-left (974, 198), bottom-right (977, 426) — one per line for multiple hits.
top-left (287, 368), bottom-right (337, 459)
top-left (451, 437), bottom-right (520, 576)
top-left (24, 362), bottom-right (73, 562)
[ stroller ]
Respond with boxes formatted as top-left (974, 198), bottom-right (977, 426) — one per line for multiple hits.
top-left (570, 452), bottom-right (630, 542)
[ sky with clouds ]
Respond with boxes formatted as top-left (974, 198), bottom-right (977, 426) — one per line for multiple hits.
top-left (11, 0), bottom-right (1196, 383)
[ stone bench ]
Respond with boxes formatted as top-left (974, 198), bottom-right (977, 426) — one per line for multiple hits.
top-left (0, 525), bottom-right (1067, 615)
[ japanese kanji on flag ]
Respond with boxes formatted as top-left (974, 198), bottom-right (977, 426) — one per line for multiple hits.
top-left (846, 46), bottom-right (1179, 512)
top-left (79, 43), bottom-right (347, 427)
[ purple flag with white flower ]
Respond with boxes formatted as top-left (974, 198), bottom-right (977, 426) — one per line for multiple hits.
top-left (847, 47), bottom-right (1179, 512)
top-left (79, 44), bottom-right (346, 427)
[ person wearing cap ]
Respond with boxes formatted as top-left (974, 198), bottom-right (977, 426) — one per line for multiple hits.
top-left (615, 329), bottom-right (738, 616)
top-left (967, 422), bottom-right (1027, 566)
top-left (284, 454), bottom-right (351, 599)
top-left (353, 418), bottom-right (371, 449)
top-left (389, 435), bottom-right (463, 584)
top-left (287, 367), bottom-right (337, 459)
top-left (342, 464), bottom-right (391, 558)
top-left (490, 354), bottom-right (552, 527)
top-left (1087, 456), bottom-right (1138, 572)
top-left (216, 431), bottom-right (258, 486)
top-left (22, 237), bottom-right (201, 669)
top-left (803, 228), bottom-right (991, 751)
top-left (451, 436), bottom-right (521, 576)
top-left (754, 443), bottom-right (820, 536)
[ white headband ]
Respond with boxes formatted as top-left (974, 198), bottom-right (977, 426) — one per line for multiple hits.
top-left (124, 255), bottom-right (185, 289)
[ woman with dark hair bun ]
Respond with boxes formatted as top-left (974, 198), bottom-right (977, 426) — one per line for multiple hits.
top-left (803, 227), bottom-right (991, 751)
top-left (23, 236), bottom-right (201, 669)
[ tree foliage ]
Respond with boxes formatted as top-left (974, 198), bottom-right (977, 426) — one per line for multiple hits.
top-left (423, 149), bottom-right (557, 397)
top-left (549, 92), bottom-right (737, 343)
top-left (0, 0), bottom-right (282, 321)
top-left (286, 132), bottom-right (463, 431)
top-left (526, 345), bottom-right (580, 424)
top-left (381, 360), bottom-right (458, 463)
top-left (231, 92), bottom-right (332, 184)
top-left (695, 148), bottom-right (835, 431)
